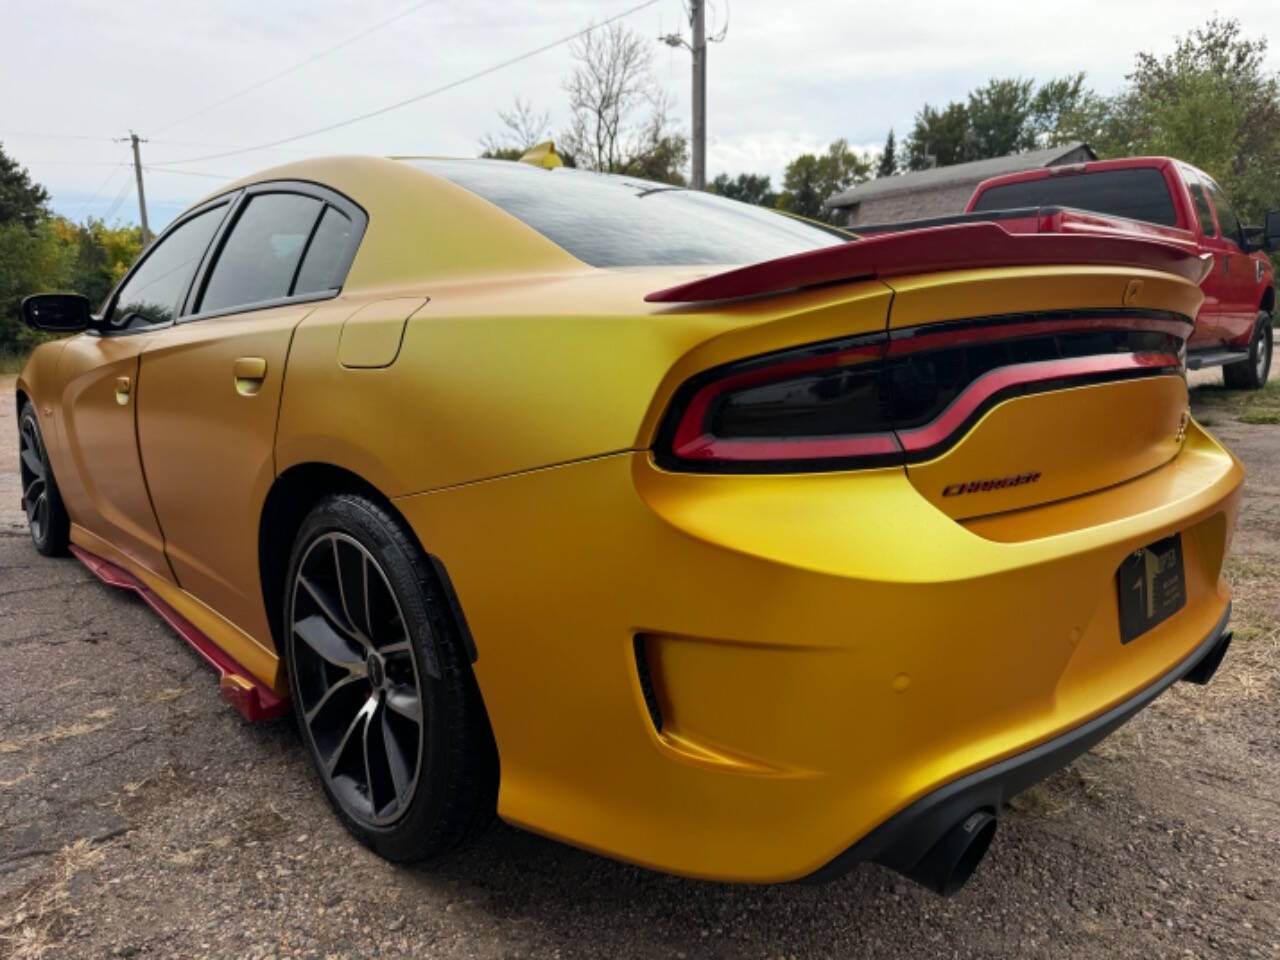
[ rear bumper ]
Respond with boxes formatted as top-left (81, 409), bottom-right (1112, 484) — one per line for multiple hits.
top-left (806, 603), bottom-right (1233, 883)
top-left (392, 419), bottom-right (1243, 883)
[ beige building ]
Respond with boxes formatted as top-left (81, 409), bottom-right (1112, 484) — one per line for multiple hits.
top-left (827, 142), bottom-right (1096, 228)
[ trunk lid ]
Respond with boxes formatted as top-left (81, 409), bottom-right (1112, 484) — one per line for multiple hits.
top-left (883, 265), bottom-right (1197, 519)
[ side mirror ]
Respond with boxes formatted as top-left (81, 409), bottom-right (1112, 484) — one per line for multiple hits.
top-left (21, 293), bottom-right (91, 333)
top-left (1264, 210), bottom-right (1280, 251)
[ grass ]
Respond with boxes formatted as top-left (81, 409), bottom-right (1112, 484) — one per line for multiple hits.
top-left (0, 350), bottom-right (28, 375)
top-left (1190, 376), bottom-right (1280, 425)
top-left (1239, 409), bottom-right (1280, 424)
top-left (0, 838), bottom-right (109, 959)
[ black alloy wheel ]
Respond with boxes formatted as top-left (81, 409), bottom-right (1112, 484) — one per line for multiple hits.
top-left (284, 494), bottom-right (496, 861)
top-left (18, 403), bottom-right (70, 556)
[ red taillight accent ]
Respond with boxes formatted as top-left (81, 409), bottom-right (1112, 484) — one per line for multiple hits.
top-left (895, 352), bottom-right (1180, 455)
top-left (886, 314), bottom-right (1191, 356)
top-left (670, 341), bottom-right (883, 460)
top-left (656, 312), bottom-right (1187, 474)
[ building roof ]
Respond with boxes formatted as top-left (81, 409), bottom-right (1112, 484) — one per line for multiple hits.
top-left (827, 142), bottom-right (1095, 208)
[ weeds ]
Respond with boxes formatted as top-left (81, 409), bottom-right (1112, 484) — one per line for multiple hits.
top-left (0, 839), bottom-right (109, 959)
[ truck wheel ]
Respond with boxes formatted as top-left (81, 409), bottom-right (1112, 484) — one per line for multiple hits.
top-left (1223, 312), bottom-right (1273, 390)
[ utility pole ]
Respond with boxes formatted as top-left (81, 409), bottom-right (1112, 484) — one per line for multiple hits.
top-left (690, 0), bottom-right (706, 190)
top-left (124, 131), bottom-right (152, 246)
top-left (660, 1), bottom-right (723, 191)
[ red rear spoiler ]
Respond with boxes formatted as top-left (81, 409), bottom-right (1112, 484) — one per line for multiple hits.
top-left (644, 221), bottom-right (1210, 303)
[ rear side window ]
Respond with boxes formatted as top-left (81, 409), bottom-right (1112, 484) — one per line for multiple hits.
top-left (199, 193), bottom-right (322, 313)
top-left (973, 168), bottom-right (1179, 227)
top-left (108, 204), bottom-right (227, 329)
top-left (1185, 174), bottom-right (1217, 237)
top-left (293, 206), bottom-right (355, 295)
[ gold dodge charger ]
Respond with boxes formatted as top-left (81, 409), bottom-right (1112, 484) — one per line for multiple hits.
top-left (16, 154), bottom-right (1241, 894)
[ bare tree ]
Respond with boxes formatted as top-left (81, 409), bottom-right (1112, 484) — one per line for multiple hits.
top-left (560, 23), bottom-right (687, 183)
top-left (480, 98), bottom-right (552, 158)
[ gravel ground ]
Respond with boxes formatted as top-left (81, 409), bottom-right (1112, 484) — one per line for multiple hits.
top-left (0, 370), bottom-right (1277, 960)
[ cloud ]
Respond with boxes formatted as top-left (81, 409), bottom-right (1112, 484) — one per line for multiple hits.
top-left (3, 0), bottom-right (1277, 228)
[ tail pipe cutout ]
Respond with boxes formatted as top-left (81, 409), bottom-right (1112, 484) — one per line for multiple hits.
top-left (887, 810), bottom-right (998, 896)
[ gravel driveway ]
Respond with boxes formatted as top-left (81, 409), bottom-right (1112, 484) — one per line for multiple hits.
top-left (1, 371), bottom-right (1277, 959)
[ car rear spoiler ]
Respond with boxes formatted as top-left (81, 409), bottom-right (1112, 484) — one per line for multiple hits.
top-left (644, 221), bottom-right (1211, 304)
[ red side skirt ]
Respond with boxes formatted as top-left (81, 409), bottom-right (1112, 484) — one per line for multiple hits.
top-left (70, 544), bottom-right (291, 723)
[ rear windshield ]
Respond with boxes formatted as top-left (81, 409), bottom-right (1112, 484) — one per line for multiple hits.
top-left (405, 158), bottom-right (845, 268)
top-left (972, 168), bottom-right (1178, 227)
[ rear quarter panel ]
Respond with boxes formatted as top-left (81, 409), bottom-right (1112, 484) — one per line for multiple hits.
top-left (274, 275), bottom-right (894, 496)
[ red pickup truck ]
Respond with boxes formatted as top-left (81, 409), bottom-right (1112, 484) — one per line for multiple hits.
top-left (854, 156), bottom-right (1276, 389)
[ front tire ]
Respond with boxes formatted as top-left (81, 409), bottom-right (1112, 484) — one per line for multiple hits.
top-left (283, 493), bottom-right (496, 862)
top-left (17, 402), bottom-right (70, 556)
top-left (1223, 312), bottom-right (1273, 390)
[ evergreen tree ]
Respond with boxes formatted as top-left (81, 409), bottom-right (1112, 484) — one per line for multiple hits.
top-left (876, 130), bottom-right (897, 177)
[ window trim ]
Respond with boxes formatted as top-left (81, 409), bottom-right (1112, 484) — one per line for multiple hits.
top-left (179, 179), bottom-right (368, 324)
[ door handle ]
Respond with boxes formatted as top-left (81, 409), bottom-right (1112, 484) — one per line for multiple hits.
top-left (114, 376), bottom-right (131, 406)
top-left (233, 357), bottom-right (268, 396)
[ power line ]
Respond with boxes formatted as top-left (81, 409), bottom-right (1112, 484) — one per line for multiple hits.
top-left (150, 0), bottom-right (438, 135)
top-left (73, 158), bottom-right (130, 221)
top-left (102, 177), bottom-right (135, 223)
top-left (0, 131), bottom-right (315, 152)
top-left (150, 0), bottom-right (662, 167)
top-left (18, 159), bottom-right (129, 167)
top-left (143, 166), bottom-right (235, 180)
top-left (0, 131), bottom-right (117, 143)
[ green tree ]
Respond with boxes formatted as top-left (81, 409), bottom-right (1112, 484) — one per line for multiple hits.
top-left (0, 143), bottom-right (50, 230)
top-left (904, 74), bottom-right (1100, 170)
top-left (1099, 17), bottom-right (1280, 222)
top-left (776, 139), bottom-right (871, 223)
top-left (966, 77), bottom-right (1037, 158)
top-left (707, 172), bottom-right (777, 207)
top-left (0, 219), bottom-right (70, 356)
top-left (876, 129), bottom-right (897, 177)
top-left (64, 218), bottom-right (143, 312)
top-left (0, 144), bottom-right (145, 358)
top-left (1029, 72), bottom-right (1090, 145)
top-left (903, 101), bottom-right (971, 170)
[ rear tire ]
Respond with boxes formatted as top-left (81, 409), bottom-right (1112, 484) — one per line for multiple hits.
top-left (283, 493), bottom-right (497, 862)
top-left (17, 402), bottom-right (70, 556)
top-left (1222, 312), bottom-right (1273, 390)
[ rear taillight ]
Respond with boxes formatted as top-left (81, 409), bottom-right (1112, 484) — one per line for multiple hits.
top-left (655, 310), bottom-right (1189, 474)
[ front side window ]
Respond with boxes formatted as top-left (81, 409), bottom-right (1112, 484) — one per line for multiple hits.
top-left (1184, 171), bottom-right (1217, 237)
top-left (107, 204), bottom-right (227, 330)
top-left (199, 193), bottom-right (323, 313)
top-left (972, 168), bottom-right (1179, 227)
top-left (1204, 178), bottom-right (1242, 246)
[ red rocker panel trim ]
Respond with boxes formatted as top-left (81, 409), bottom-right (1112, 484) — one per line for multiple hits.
top-left (69, 544), bottom-right (290, 723)
top-left (644, 222), bottom-right (1208, 303)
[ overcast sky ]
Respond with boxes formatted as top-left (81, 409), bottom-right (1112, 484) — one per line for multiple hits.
top-left (5, 0), bottom-right (1280, 231)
